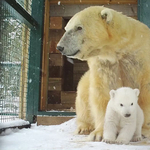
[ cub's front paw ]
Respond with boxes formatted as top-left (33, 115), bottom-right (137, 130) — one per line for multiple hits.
top-left (132, 136), bottom-right (142, 142)
top-left (88, 130), bottom-right (103, 141)
top-left (102, 138), bottom-right (115, 144)
top-left (115, 139), bottom-right (129, 145)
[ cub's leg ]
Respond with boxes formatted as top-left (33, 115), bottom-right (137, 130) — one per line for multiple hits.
top-left (88, 88), bottom-right (109, 141)
top-left (103, 106), bottom-right (118, 144)
top-left (132, 126), bottom-right (142, 142)
top-left (116, 123), bottom-right (136, 144)
top-left (103, 120), bottom-right (117, 144)
top-left (75, 71), bottom-right (94, 135)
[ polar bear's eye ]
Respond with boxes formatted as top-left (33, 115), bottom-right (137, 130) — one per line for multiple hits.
top-left (120, 104), bottom-right (123, 107)
top-left (77, 26), bottom-right (82, 31)
top-left (131, 103), bottom-right (133, 106)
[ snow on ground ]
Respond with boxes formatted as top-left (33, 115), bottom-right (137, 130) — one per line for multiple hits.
top-left (0, 119), bottom-right (29, 129)
top-left (1, 118), bottom-right (150, 150)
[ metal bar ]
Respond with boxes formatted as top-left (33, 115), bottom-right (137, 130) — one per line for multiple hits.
top-left (137, 0), bottom-right (142, 21)
top-left (0, 113), bottom-right (18, 116)
top-left (4, 0), bottom-right (38, 28)
top-left (26, 0), bottom-right (45, 123)
top-left (137, 0), bottom-right (150, 28)
top-left (0, 124), bottom-right (31, 134)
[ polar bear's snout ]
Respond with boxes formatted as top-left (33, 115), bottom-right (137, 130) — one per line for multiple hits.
top-left (56, 46), bottom-right (64, 52)
top-left (125, 113), bottom-right (131, 117)
top-left (56, 30), bottom-right (82, 58)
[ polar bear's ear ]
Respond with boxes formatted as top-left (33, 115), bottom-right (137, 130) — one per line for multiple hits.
top-left (134, 89), bottom-right (140, 97)
top-left (101, 8), bottom-right (113, 24)
top-left (109, 90), bottom-right (116, 99)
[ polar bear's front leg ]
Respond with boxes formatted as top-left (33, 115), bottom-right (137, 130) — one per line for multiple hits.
top-left (88, 88), bottom-right (109, 141)
top-left (76, 71), bottom-right (94, 135)
top-left (102, 106), bottom-right (118, 144)
top-left (116, 124), bottom-right (135, 144)
top-left (102, 121), bottom-right (117, 144)
top-left (132, 122), bottom-right (143, 142)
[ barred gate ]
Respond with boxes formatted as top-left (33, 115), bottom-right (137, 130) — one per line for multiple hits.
top-left (0, 0), bottom-right (32, 123)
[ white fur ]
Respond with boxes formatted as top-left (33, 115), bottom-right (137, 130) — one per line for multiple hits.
top-left (57, 6), bottom-right (150, 140)
top-left (103, 87), bottom-right (144, 144)
top-left (101, 8), bottom-right (113, 23)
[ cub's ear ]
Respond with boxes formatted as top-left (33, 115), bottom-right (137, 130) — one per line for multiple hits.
top-left (101, 8), bottom-right (113, 23)
top-left (134, 89), bottom-right (140, 97)
top-left (109, 90), bottom-right (116, 99)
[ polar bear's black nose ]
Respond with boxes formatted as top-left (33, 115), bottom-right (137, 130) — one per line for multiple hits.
top-left (56, 46), bottom-right (64, 52)
top-left (125, 114), bottom-right (131, 117)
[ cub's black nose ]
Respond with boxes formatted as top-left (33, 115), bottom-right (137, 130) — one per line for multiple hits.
top-left (125, 114), bottom-right (131, 117)
top-left (56, 46), bottom-right (64, 52)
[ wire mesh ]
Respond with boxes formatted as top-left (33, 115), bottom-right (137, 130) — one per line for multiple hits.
top-left (16, 0), bottom-right (32, 15)
top-left (0, 0), bottom-right (31, 123)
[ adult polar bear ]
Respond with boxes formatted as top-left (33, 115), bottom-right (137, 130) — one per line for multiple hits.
top-left (57, 6), bottom-right (150, 141)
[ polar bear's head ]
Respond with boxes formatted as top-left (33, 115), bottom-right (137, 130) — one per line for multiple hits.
top-left (57, 6), bottom-right (118, 60)
top-left (109, 87), bottom-right (140, 118)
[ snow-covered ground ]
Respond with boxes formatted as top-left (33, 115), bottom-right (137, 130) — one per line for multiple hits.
top-left (0, 119), bottom-right (29, 129)
top-left (1, 118), bottom-right (150, 150)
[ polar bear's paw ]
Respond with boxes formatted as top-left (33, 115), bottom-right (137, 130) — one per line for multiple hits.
top-left (102, 138), bottom-right (115, 144)
top-left (76, 126), bottom-right (94, 135)
top-left (115, 139), bottom-right (129, 145)
top-left (88, 130), bottom-right (103, 141)
top-left (132, 136), bottom-right (142, 142)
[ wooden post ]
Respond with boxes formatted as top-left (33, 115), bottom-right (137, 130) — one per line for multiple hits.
top-left (40, 0), bottom-right (50, 110)
top-left (19, 0), bottom-right (30, 120)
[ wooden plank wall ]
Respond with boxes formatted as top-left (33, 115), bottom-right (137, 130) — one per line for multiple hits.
top-left (37, 116), bottom-right (74, 125)
top-left (50, 4), bottom-right (137, 18)
top-left (48, 16), bottom-right (75, 111)
top-left (49, 0), bottom-right (137, 4)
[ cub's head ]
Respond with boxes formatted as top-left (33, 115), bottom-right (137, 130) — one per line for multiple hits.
top-left (57, 6), bottom-right (115, 60)
top-left (109, 87), bottom-right (140, 118)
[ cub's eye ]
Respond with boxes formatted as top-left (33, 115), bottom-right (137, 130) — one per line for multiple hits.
top-left (120, 104), bottom-right (123, 107)
top-left (131, 103), bottom-right (133, 106)
top-left (77, 26), bottom-right (82, 31)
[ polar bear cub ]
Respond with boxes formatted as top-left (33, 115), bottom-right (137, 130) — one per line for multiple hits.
top-left (103, 87), bottom-right (144, 144)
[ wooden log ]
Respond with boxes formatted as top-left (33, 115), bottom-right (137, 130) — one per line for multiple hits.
top-left (48, 78), bottom-right (62, 91)
top-left (61, 91), bottom-right (76, 104)
top-left (49, 66), bottom-right (63, 78)
top-left (49, 30), bottom-right (64, 40)
top-left (47, 103), bottom-right (75, 110)
top-left (74, 74), bottom-right (82, 79)
top-left (37, 116), bottom-right (75, 125)
top-left (48, 91), bottom-right (61, 104)
top-left (74, 64), bottom-right (88, 73)
top-left (50, 17), bottom-right (66, 29)
top-left (63, 56), bottom-right (74, 91)
top-left (50, 4), bottom-right (137, 18)
top-left (49, 40), bottom-right (60, 53)
top-left (49, 30), bottom-right (65, 53)
top-left (49, 0), bottom-right (137, 4)
top-left (49, 53), bottom-right (64, 66)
